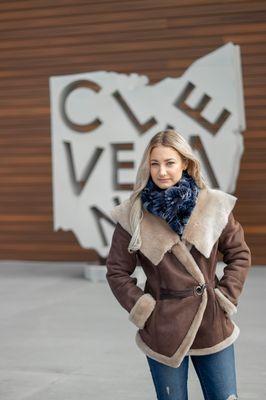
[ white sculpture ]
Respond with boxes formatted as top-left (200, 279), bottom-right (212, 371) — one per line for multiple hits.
top-left (49, 42), bottom-right (246, 258)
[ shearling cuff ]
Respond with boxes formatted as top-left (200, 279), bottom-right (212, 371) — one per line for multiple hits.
top-left (214, 287), bottom-right (237, 316)
top-left (129, 293), bottom-right (156, 329)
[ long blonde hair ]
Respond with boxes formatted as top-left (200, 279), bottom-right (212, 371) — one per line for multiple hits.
top-left (127, 129), bottom-right (207, 253)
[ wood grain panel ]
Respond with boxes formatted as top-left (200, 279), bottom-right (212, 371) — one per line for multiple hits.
top-left (0, 0), bottom-right (265, 264)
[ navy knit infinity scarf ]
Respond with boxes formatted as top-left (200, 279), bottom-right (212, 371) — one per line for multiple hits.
top-left (141, 170), bottom-right (200, 236)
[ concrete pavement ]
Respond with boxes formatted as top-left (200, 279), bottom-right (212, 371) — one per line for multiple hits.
top-left (0, 261), bottom-right (265, 399)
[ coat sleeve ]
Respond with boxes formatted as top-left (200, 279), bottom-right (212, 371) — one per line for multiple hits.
top-left (106, 222), bottom-right (156, 329)
top-left (214, 211), bottom-right (252, 316)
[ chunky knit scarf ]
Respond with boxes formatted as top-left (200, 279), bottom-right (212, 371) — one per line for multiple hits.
top-left (141, 170), bottom-right (200, 236)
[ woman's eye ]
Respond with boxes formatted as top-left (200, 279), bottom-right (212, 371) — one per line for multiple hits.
top-left (151, 162), bottom-right (174, 166)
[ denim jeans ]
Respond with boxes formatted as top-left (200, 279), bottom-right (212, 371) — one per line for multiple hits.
top-left (146, 344), bottom-right (238, 400)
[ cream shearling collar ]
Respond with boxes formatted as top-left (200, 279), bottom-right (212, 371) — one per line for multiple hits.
top-left (109, 187), bottom-right (237, 263)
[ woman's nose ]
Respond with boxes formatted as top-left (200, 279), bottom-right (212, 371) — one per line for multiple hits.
top-left (159, 166), bottom-right (167, 176)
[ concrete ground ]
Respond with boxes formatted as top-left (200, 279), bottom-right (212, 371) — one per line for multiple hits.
top-left (0, 261), bottom-right (265, 400)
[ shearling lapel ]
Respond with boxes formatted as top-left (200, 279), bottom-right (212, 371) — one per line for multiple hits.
top-left (110, 201), bottom-right (180, 265)
top-left (109, 187), bottom-right (237, 264)
top-left (181, 187), bottom-right (237, 258)
top-left (139, 209), bottom-right (180, 264)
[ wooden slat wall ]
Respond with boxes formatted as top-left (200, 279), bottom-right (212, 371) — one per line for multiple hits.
top-left (0, 0), bottom-right (265, 263)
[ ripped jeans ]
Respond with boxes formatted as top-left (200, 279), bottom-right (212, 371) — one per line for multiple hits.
top-left (146, 344), bottom-right (238, 400)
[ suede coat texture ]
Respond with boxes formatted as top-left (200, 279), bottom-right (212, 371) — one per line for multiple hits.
top-left (106, 187), bottom-right (252, 368)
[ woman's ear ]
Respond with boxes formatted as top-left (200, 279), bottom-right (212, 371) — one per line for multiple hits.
top-left (183, 158), bottom-right (189, 170)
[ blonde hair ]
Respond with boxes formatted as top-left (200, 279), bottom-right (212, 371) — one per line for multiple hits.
top-left (127, 129), bottom-right (207, 253)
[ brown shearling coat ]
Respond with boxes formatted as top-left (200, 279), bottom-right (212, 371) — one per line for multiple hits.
top-left (106, 187), bottom-right (252, 368)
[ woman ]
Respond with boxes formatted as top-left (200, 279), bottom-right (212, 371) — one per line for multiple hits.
top-left (106, 129), bottom-right (251, 400)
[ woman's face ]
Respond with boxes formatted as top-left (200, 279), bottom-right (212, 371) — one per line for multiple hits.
top-left (149, 145), bottom-right (187, 189)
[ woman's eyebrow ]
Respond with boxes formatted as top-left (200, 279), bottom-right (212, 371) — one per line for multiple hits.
top-left (150, 158), bottom-right (176, 162)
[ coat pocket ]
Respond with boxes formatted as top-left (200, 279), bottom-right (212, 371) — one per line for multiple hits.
top-left (143, 296), bottom-right (202, 357)
top-left (128, 293), bottom-right (156, 329)
top-left (214, 287), bottom-right (237, 316)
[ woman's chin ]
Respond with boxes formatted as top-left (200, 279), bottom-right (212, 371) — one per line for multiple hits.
top-left (156, 180), bottom-right (172, 188)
